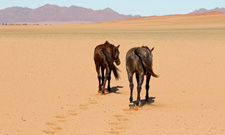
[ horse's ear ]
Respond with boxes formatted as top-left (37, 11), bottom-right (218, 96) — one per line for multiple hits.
top-left (105, 41), bottom-right (109, 44)
top-left (151, 47), bottom-right (154, 52)
top-left (117, 45), bottom-right (120, 48)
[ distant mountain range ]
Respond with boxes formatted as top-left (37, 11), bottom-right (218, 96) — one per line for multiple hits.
top-left (0, 4), bottom-right (141, 24)
top-left (190, 7), bottom-right (225, 14)
top-left (1, 5), bottom-right (224, 24)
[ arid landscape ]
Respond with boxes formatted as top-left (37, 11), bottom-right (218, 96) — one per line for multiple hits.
top-left (1, 12), bottom-right (225, 135)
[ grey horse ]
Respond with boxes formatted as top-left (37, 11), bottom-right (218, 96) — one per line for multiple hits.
top-left (126, 46), bottom-right (158, 107)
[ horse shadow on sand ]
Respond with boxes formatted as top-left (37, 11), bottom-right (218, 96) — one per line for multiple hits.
top-left (134, 97), bottom-right (156, 107)
top-left (106, 86), bottom-right (123, 94)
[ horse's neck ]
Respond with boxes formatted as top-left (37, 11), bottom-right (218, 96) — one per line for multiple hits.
top-left (104, 44), bottom-right (113, 51)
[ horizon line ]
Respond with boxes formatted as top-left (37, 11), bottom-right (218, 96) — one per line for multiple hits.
top-left (0, 3), bottom-right (225, 17)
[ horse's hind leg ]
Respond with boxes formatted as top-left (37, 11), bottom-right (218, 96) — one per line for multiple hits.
top-left (128, 72), bottom-right (134, 108)
top-left (101, 66), bottom-right (105, 87)
top-left (95, 64), bottom-right (102, 93)
top-left (107, 70), bottom-right (111, 92)
top-left (136, 73), bottom-right (144, 106)
top-left (102, 67), bottom-right (110, 94)
top-left (145, 75), bottom-right (151, 101)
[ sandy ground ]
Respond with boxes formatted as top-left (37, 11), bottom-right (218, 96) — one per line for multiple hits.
top-left (0, 13), bottom-right (225, 135)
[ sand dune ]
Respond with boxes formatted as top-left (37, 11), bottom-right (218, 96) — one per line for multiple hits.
top-left (94, 11), bottom-right (225, 30)
top-left (0, 12), bottom-right (225, 135)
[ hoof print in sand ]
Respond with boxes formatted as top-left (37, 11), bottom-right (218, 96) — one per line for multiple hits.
top-left (114, 115), bottom-right (128, 121)
top-left (114, 115), bottom-right (124, 118)
top-left (51, 127), bottom-right (62, 130)
top-left (108, 122), bottom-right (119, 126)
top-left (107, 131), bottom-right (120, 134)
top-left (123, 107), bottom-right (139, 112)
top-left (79, 104), bottom-right (88, 110)
top-left (67, 110), bottom-right (76, 112)
top-left (125, 112), bottom-right (133, 114)
top-left (55, 115), bottom-right (66, 119)
top-left (89, 99), bottom-right (98, 104)
top-left (67, 110), bottom-right (78, 116)
top-left (58, 120), bottom-right (67, 122)
top-left (46, 122), bottom-right (56, 126)
top-left (68, 112), bottom-right (78, 116)
top-left (115, 127), bottom-right (126, 130)
top-left (117, 118), bottom-right (129, 122)
top-left (43, 130), bottom-right (55, 134)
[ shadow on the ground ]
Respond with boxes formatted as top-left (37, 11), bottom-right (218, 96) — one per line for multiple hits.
top-left (134, 97), bottom-right (156, 106)
top-left (106, 86), bottom-right (123, 94)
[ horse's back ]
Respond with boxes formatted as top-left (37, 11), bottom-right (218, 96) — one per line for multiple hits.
top-left (126, 47), bottom-right (150, 75)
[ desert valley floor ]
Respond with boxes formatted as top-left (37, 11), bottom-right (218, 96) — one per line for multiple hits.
top-left (1, 12), bottom-right (225, 135)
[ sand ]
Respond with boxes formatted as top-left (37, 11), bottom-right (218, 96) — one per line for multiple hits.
top-left (0, 13), bottom-right (225, 135)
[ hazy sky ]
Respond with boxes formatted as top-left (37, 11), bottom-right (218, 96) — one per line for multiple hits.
top-left (0, 0), bottom-right (225, 16)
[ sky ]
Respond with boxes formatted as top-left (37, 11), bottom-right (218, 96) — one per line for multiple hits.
top-left (0, 0), bottom-right (225, 16)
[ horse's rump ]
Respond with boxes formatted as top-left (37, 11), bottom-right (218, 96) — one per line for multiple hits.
top-left (134, 47), bottom-right (158, 77)
top-left (94, 42), bottom-right (120, 80)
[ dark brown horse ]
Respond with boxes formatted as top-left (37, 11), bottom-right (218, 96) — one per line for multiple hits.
top-left (94, 41), bottom-right (121, 94)
top-left (126, 46), bottom-right (158, 107)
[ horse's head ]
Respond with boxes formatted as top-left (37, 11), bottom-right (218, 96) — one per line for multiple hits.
top-left (113, 45), bottom-right (121, 65)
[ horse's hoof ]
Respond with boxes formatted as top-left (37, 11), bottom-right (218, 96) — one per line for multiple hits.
top-left (107, 88), bottom-right (111, 92)
top-left (136, 101), bottom-right (142, 107)
top-left (101, 90), bottom-right (105, 94)
top-left (145, 97), bottom-right (149, 101)
top-left (129, 103), bottom-right (135, 109)
top-left (98, 90), bottom-right (102, 93)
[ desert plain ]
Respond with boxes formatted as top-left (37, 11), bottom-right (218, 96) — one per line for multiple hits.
top-left (0, 12), bottom-right (225, 135)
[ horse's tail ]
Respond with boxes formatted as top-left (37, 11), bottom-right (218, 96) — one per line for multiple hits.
top-left (102, 49), bottom-right (120, 80)
top-left (135, 48), bottom-right (158, 78)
